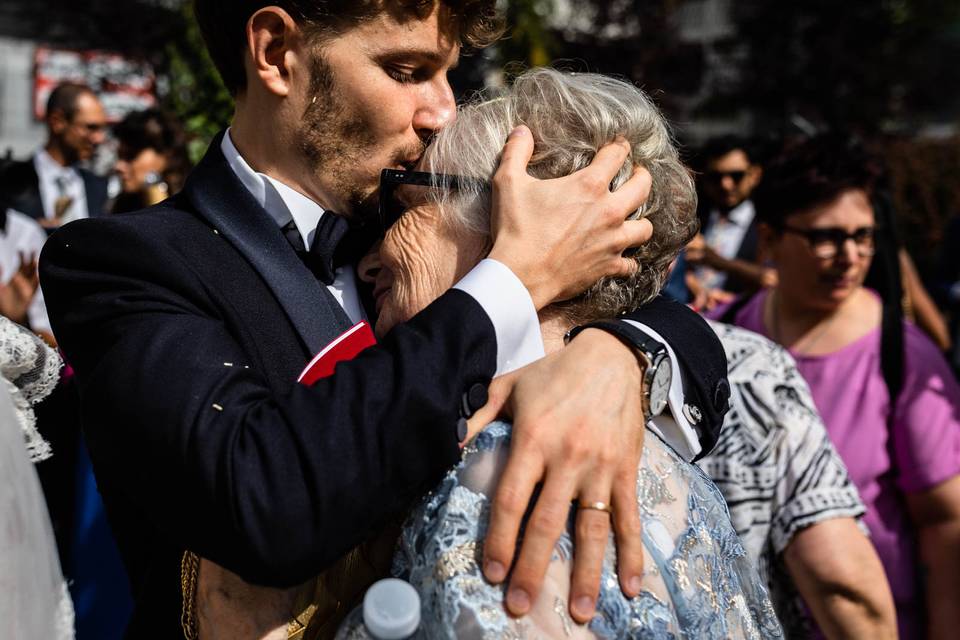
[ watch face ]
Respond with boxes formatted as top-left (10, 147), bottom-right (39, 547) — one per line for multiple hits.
top-left (649, 357), bottom-right (672, 417)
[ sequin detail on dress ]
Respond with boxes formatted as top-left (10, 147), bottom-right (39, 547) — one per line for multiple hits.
top-left (393, 421), bottom-right (783, 639)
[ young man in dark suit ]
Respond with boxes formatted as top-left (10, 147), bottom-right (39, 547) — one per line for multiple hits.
top-left (687, 137), bottom-right (773, 295)
top-left (39, 2), bottom-right (730, 636)
top-left (0, 83), bottom-right (109, 228)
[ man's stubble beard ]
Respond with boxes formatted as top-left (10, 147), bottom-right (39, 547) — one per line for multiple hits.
top-left (298, 52), bottom-right (426, 226)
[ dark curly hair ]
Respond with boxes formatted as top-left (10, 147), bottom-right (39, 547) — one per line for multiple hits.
top-left (754, 135), bottom-right (882, 228)
top-left (194, 0), bottom-right (505, 96)
top-left (113, 108), bottom-right (191, 192)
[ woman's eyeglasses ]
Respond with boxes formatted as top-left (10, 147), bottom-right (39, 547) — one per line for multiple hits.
top-left (379, 169), bottom-right (489, 231)
top-left (781, 224), bottom-right (876, 260)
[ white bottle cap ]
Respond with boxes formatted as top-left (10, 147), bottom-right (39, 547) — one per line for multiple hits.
top-left (362, 578), bottom-right (421, 639)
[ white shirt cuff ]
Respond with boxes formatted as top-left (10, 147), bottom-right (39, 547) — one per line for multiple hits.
top-left (622, 320), bottom-right (702, 461)
top-left (454, 259), bottom-right (544, 376)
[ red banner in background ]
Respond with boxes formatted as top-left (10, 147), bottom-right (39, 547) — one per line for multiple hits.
top-left (34, 46), bottom-right (156, 122)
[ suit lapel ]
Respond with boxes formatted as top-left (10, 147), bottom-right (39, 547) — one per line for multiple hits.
top-left (79, 169), bottom-right (108, 218)
top-left (183, 132), bottom-right (352, 355)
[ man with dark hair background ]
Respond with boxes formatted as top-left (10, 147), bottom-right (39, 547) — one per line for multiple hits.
top-left (687, 135), bottom-right (775, 298)
top-left (0, 83), bottom-right (109, 228)
top-left (40, 2), bottom-right (731, 636)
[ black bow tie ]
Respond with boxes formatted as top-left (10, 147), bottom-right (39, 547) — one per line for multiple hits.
top-left (282, 214), bottom-right (373, 285)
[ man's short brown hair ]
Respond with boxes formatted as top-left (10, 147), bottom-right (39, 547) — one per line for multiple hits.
top-left (45, 82), bottom-right (97, 121)
top-left (194, 0), bottom-right (504, 96)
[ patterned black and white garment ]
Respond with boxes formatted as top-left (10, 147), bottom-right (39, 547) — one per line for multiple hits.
top-left (697, 321), bottom-right (865, 637)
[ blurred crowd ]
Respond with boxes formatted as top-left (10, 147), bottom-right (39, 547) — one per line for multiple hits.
top-left (0, 83), bottom-right (192, 639)
top-left (1, 80), bottom-right (959, 639)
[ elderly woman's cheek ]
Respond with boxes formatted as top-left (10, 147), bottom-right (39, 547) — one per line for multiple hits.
top-left (388, 226), bottom-right (455, 320)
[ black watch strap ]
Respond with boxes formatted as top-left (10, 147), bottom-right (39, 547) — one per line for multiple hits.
top-left (565, 319), bottom-right (666, 357)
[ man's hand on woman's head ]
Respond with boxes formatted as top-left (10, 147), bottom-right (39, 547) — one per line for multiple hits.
top-left (486, 125), bottom-right (653, 310)
top-left (469, 329), bottom-right (646, 624)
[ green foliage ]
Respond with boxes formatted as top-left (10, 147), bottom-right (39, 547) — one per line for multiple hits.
top-left (497, 0), bottom-right (556, 71)
top-left (506, 1), bottom-right (701, 115)
top-left (159, 1), bottom-right (234, 164)
top-left (731, 0), bottom-right (960, 131)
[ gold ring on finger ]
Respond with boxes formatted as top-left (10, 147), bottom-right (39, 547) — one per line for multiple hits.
top-left (578, 501), bottom-right (613, 515)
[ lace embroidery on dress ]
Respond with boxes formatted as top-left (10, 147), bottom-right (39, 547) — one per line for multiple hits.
top-left (0, 316), bottom-right (73, 639)
top-left (393, 421), bottom-right (783, 639)
top-left (0, 317), bottom-right (62, 462)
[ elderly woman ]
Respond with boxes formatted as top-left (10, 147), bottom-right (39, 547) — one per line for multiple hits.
top-left (356, 68), bottom-right (780, 638)
top-left (718, 137), bottom-right (960, 640)
top-left (187, 69), bottom-right (781, 639)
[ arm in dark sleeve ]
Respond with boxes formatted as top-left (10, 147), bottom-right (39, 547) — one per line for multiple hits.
top-left (39, 220), bottom-right (496, 587)
top-left (620, 296), bottom-right (729, 457)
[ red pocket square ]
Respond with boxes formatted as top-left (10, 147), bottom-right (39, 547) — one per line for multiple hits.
top-left (298, 321), bottom-right (377, 386)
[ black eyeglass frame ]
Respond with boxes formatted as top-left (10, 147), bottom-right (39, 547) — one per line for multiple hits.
top-left (780, 224), bottom-right (877, 259)
top-left (378, 169), bottom-right (490, 231)
top-left (704, 170), bottom-right (748, 185)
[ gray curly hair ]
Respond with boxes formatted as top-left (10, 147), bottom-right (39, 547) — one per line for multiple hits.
top-left (422, 67), bottom-right (698, 322)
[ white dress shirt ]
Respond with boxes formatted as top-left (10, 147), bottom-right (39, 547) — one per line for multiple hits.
top-left (697, 199), bottom-right (756, 290)
top-left (0, 209), bottom-right (52, 335)
top-left (220, 131), bottom-right (700, 459)
top-left (33, 149), bottom-right (89, 224)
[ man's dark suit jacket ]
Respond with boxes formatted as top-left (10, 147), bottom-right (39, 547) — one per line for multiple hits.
top-left (696, 201), bottom-right (761, 295)
top-left (0, 155), bottom-right (108, 221)
top-left (39, 134), bottom-right (728, 637)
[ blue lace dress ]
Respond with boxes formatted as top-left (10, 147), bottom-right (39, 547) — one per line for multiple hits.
top-left (392, 422), bottom-right (783, 639)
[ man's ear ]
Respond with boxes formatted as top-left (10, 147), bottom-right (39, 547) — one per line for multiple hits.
top-left (745, 164), bottom-right (763, 192)
top-left (47, 110), bottom-right (68, 136)
top-left (245, 7), bottom-right (304, 98)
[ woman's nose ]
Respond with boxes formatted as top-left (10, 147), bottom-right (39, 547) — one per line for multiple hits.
top-left (836, 237), bottom-right (860, 265)
top-left (358, 241), bottom-right (383, 284)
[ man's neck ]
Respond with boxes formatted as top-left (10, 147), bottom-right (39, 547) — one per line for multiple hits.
top-left (43, 141), bottom-right (71, 168)
top-left (230, 109), bottom-right (340, 213)
top-left (716, 199), bottom-right (746, 218)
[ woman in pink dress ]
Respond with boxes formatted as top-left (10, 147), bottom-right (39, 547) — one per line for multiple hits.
top-left (717, 137), bottom-right (960, 640)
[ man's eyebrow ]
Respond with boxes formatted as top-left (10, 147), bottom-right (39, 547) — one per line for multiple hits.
top-left (375, 47), bottom-right (460, 68)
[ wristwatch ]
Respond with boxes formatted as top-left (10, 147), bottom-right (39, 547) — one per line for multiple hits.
top-left (565, 320), bottom-right (672, 423)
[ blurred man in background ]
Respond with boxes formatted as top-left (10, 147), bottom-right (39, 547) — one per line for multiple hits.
top-left (687, 136), bottom-right (775, 301)
top-left (0, 83), bottom-right (109, 229)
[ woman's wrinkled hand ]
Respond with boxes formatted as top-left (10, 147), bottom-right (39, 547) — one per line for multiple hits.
top-left (469, 329), bottom-right (646, 624)
top-left (486, 125), bottom-right (653, 310)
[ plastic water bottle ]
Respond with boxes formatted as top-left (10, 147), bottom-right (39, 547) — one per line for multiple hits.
top-left (334, 578), bottom-right (423, 640)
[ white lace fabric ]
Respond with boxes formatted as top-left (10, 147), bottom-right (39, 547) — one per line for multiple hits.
top-left (394, 421), bottom-right (783, 639)
top-left (0, 316), bottom-right (74, 639)
top-left (0, 316), bottom-right (62, 461)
